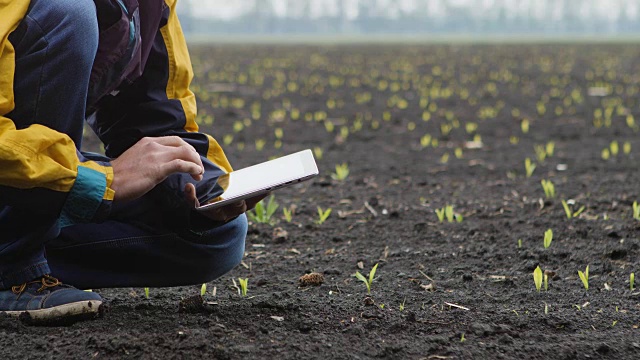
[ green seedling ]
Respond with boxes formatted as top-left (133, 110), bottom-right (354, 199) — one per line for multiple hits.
top-left (445, 205), bottom-right (455, 222)
top-left (238, 278), bottom-right (249, 297)
top-left (544, 273), bottom-right (549, 291)
top-left (313, 147), bottom-right (323, 160)
top-left (633, 202), bottom-right (640, 221)
top-left (399, 298), bottom-right (406, 312)
top-left (255, 138), bottom-right (266, 151)
top-left (200, 283), bottom-right (207, 296)
top-left (435, 205), bottom-right (462, 223)
top-left (144, 287), bottom-right (150, 299)
top-left (534, 144), bottom-right (547, 163)
top-left (324, 121), bottom-right (335, 133)
top-left (340, 126), bottom-right (350, 140)
top-left (521, 119), bottom-right (530, 133)
top-left (545, 141), bottom-right (555, 157)
top-left (248, 195), bottom-right (279, 225)
top-left (533, 266), bottom-right (543, 292)
top-left (561, 199), bottom-right (585, 219)
top-left (525, 158), bottom-right (536, 178)
top-left (282, 206), bottom-right (293, 223)
top-left (315, 206), bottom-right (332, 225)
top-left (543, 229), bottom-right (553, 249)
top-left (631, 272), bottom-right (635, 291)
top-left (540, 179), bottom-right (555, 199)
top-left (420, 134), bottom-right (432, 148)
top-left (544, 302), bottom-right (549, 315)
top-left (353, 263), bottom-right (379, 294)
top-left (627, 114), bottom-right (636, 129)
top-left (331, 163), bottom-right (350, 181)
top-left (610, 140), bottom-right (619, 156)
top-left (460, 333), bottom-right (466, 343)
top-left (379, 303), bottom-right (385, 310)
top-left (518, 239), bottom-right (522, 248)
top-left (578, 265), bottom-right (589, 290)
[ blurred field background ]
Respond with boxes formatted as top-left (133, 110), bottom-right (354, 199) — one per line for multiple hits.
top-left (176, 0), bottom-right (640, 39)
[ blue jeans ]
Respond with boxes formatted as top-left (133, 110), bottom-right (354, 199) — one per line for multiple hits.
top-left (0, 0), bottom-right (246, 290)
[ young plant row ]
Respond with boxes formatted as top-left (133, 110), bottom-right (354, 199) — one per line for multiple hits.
top-left (540, 179), bottom-right (640, 221)
top-left (524, 228), bottom-right (635, 293)
top-left (533, 265), bottom-right (635, 292)
top-left (247, 194), bottom-right (332, 226)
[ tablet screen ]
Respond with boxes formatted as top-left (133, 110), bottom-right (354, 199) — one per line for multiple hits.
top-left (196, 150), bottom-right (318, 210)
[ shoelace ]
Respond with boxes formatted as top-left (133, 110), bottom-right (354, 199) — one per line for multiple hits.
top-left (11, 275), bottom-right (62, 295)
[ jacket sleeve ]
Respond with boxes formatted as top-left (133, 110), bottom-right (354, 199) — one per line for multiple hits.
top-left (0, 0), bottom-right (114, 227)
top-left (90, 0), bottom-right (232, 230)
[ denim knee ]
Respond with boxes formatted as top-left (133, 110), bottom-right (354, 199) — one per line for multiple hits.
top-left (191, 214), bottom-right (248, 283)
top-left (29, 0), bottom-right (98, 62)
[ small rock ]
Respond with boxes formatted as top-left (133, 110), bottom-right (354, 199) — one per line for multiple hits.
top-left (363, 297), bottom-right (375, 306)
top-left (272, 227), bottom-right (288, 243)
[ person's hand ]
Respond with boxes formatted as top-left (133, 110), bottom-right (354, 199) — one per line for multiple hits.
top-left (184, 183), bottom-right (270, 222)
top-left (110, 136), bottom-right (204, 202)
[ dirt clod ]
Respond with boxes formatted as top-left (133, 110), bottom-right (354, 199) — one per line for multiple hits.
top-left (272, 227), bottom-right (288, 243)
top-left (298, 272), bottom-right (325, 287)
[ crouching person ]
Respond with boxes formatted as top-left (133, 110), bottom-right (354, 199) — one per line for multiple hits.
top-left (0, 0), bottom-right (261, 324)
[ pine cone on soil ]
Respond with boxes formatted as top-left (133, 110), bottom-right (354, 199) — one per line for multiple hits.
top-left (298, 272), bottom-right (325, 287)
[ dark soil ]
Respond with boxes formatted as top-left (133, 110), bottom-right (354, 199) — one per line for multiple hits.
top-left (3, 44), bottom-right (640, 359)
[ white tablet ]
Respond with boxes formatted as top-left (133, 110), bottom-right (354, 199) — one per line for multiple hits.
top-left (195, 149), bottom-right (319, 211)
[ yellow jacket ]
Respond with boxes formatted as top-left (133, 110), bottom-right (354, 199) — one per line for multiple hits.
top-left (0, 0), bottom-right (231, 227)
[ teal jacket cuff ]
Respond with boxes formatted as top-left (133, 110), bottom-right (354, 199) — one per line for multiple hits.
top-left (59, 166), bottom-right (112, 227)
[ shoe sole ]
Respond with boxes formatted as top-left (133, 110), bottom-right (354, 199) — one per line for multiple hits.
top-left (4, 300), bottom-right (103, 325)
